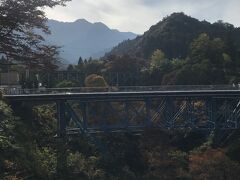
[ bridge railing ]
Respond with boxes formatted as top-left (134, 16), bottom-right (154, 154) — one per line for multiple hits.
top-left (1, 85), bottom-right (240, 95)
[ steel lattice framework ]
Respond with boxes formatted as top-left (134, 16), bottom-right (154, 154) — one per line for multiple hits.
top-left (4, 86), bottom-right (240, 173)
top-left (58, 96), bottom-right (240, 135)
top-left (3, 87), bottom-right (240, 136)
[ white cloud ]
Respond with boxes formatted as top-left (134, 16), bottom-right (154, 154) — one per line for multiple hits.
top-left (44, 0), bottom-right (240, 34)
top-left (222, 0), bottom-right (240, 27)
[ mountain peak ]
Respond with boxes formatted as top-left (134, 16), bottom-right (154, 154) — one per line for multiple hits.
top-left (157, 12), bottom-right (198, 26)
top-left (74, 19), bottom-right (91, 24)
top-left (94, 22), bottom-right (109, 28)
top-left (43, 19), bottom-right (137, 63)
top-left (167, 12), bottom-right (188, 18)
top-left (94, 21), bottom-right (105, 25)
top-left (107, 13), bottom-right (239, 59)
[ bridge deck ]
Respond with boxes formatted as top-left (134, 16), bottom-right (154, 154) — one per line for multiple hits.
top-left (3, 89), bottom-right (240, 101)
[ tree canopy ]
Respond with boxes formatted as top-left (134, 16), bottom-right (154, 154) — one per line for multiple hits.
top-left (0, 0), bottom-right (70, 69)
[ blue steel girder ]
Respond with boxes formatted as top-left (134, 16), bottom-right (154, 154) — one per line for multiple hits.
top-left (65, 102), bottom-right (85, 134)
top-left (179, 97), bottom-right (213, 130)
top-left (128, 101), bottom-right (146, 128)
top-left (214, 98), bottom-right (240, 129)
top-left (150, 98), bottom-right (167, 127)
top-left (64, 102), bottom-right (107, 152)
top-left (4, 96), bottom-right (237, 135)
top-left (145, 99), bottom-right (151, 128)
top-left (56, 100), bottom-right (67, 137)
top-left (55, 96), bottom-right (240, 135)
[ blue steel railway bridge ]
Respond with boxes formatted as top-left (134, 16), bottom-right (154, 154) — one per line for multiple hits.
top-left (2, 85), bottom-right (240, 171)
top-left (2, 85), bottom-right (240, 137)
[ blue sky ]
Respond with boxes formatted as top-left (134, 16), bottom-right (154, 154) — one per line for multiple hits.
top-left (45, 0), bottom-right (240, 34)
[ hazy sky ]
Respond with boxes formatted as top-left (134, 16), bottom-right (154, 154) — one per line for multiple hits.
top-left (45, 0), bottom-right (240, 34)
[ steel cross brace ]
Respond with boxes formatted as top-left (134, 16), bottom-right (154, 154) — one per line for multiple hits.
top-left (55, 97), bottom-right (240, 136)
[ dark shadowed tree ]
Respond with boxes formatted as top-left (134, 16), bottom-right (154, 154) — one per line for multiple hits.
top-left (104, 54), bottom-right (145, 73)
top-left (78, 57), bottom-right (83, 65)
top-left (76, 56), bottom-right (84, 71)
top-left (0, 0), bottom-right (70, 70)
top-left (67, 64), bottom-right (74, 71)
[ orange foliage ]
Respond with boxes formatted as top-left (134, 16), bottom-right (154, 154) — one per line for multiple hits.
top-left (189, 149), bottom-right (240, 180)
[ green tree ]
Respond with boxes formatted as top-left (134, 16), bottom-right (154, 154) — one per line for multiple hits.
top-left (68, 152), bottom-right (105, 179)
top-left (56, 80), bottom-right (76, 88)
top-left (0, 100), bottom-right (17, 179)
top-left (104, 54), bottom-right (145, 73)
top-left (163, 34), bottom-right (234, 85)
top-left (150, 49), bottom-right (170, 72)
top-left (84, 59), bottom-right (104, 75)
top-left (146, 49), bottom-right (172, 85)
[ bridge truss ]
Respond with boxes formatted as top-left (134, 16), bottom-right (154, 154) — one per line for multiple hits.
top-left (57, 96), bottom-right (240, 137)
top-left (4, 87), bottom-right (240, 136)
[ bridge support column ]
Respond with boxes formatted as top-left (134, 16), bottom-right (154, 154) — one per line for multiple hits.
top-left (57, 100), bottom-right (67, 136)
top-left (56, 100), bottom-right (68, 178)
top-left (124, 101), bottom-right (130, 129)
top-left (82, 102), bottom-right (88, 130)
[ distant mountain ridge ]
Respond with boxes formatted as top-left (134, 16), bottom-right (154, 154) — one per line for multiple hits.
top-left (107, 12), bottom-right (240, 59)
top-left (43, 19), bottom-right (137, 63)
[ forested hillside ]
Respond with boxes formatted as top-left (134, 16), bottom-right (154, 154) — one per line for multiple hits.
top-left (1, 1), bottom-right (240, 178)
top-left (104, 13), bottom-right (240, 85)
top-left (107, 12), bottom-right (240, 60)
